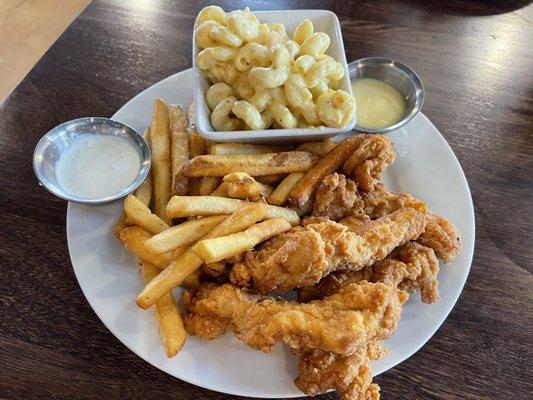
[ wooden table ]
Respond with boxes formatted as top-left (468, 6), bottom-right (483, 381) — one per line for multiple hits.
top-left (1, 1), bottom-right (531, 399)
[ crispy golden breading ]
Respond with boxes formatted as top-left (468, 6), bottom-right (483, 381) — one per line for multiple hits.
top-left (339, 214), bottom-right (372, 233)
top-left (301, 215), bottom-right (331, 227)
top-left (223, 172), bottom-right (273, 201)
top-left (342, 135), bottom-right (396, 192)
top-left (312, 173), bottom-right (362, 221)
top-left (183, 281), bottom-right (407, 355)
top-left (230, 225), bottom-right (326, 292)
top-left (298, 242), bottom-right (440, 304)
top-left (361, 184), bottom-right (428, 217)
top-left (230, 209), bottom-right (427, 294)
top-left (359, 186), bottom-right (461, 264)
top-left (295, 342), bottom-right (385, 400)
top-left (394, 242), bottom-right (440, 303)
top-left (418, 214), bottom-right (462, 264)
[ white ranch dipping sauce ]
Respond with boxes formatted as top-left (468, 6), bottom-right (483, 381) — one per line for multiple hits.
top-left (56, 134), bottom-right (141, 199)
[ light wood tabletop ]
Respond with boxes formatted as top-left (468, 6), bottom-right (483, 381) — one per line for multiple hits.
top-left (0, 0), bottom-right (90, 103)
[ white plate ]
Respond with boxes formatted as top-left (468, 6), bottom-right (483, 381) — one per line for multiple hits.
top-left (66, 69), bottom-right (475, 398)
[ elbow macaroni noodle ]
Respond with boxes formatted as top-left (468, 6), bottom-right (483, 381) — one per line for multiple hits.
top-left (195, 7), bottom-right (355, 130)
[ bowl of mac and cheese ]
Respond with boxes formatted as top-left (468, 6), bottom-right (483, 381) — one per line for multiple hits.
top-left (193, 6), bottom-right (356, 143)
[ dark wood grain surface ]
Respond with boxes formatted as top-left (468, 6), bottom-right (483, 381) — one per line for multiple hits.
top-left (0, 1), bottom-right (531, 399)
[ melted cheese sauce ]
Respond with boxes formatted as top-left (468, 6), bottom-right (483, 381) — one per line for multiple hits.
top-left (56, 134), bottom-right (141, 199)
top-left (351, 78), bottom-right (406, 129)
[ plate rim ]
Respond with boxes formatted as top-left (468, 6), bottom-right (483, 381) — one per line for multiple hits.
top-left (66, 69), bottom-right (475, 398)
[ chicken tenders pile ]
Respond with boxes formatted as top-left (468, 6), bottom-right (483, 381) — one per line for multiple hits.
top-left (182, 134), bottom-right (461, 400)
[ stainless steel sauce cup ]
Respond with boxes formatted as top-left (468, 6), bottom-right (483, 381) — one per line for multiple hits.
top-left (33, 117), bottom-right (151, 204)
top-left (348, 57), bottom-right (425, 133)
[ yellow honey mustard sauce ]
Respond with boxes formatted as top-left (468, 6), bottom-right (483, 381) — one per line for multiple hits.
top-left (351, 78), bottom-right (406, 129)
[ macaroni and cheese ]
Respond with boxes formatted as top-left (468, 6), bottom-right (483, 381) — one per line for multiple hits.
top-left (195, 6), bottom-right (355, 131)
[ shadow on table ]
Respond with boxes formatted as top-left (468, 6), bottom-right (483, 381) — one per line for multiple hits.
top-left (399, 0), bottom-right (532, 16)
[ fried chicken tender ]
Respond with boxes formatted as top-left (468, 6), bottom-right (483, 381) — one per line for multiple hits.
top-left (296, 341), bottom-right (385, 400)
top-left (360, 185), bottom-right (461, 264)
top-left (342, 135), bottom-right (396, 192)
top-left (294, 243), bottom-right (439, 399)
top-left (298, 242), bottom-right (440, 304)
top-left (182, 281), bottom-right (408, 355)
top-left (395, 242), bottom-right (440, 303)
top-left (223, 172), bottom-right (271, 201)
top-left (418, 214), bottom-right (462, 264)
top-left (339, 214), bottom-right (372, 233)
top-left (230, 208), bottom-right (427, 294)
top-left (361, 184), bottom-right (428, 217)
top-left (301, 215), bottom-right (330, 227)
top-left (312, 173), bottom-right (362, 221)
top-left (295, 280), bottom-right (406, 400)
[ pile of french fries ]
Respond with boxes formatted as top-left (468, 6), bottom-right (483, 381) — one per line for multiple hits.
top-left (115, 98), bottom-right (341, 357)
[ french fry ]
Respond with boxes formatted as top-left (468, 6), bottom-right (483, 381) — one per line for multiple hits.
top-left (119, 226), bottom-right (172, 269)
top-left (295, 141), bottom-right (337, 157)
top-left (198, 176), bottom-right (222, 195)
top-left (145, 215), bottom-right (226, 254)
top-left (210, 182), bottom-right (229, 197)
top-left (193, 218), bottom-right (291, 263)
top-left (114, 213), bottom-right (130, 239)
top-left (138, 250), bottom-right (202, 309)
top-left (267, 172), bottom-right (305, 205)
top-left (187, 133), bottom-right (206, 195)
top-left (255, 174), bottom-right (286, 185)
top-left (204, 139), bottom-right (215, 154)
top-left (258, 183), bottom-right (274, 198)
top-left (288, 137), bottom-right (364, 208)
top-left (196, 203), bottom-right (267, 240)
top-left (151, 99), bottom-right (173, 224)
top-left (188, 133), bottom-right (206, 157)
top-left (124, 195), bottom-right (170, 234)
top-left (166, 196), bottom-right (300, 226)
top-left (168, 105), bottom-right (189, 196)
top-left (114, 129), bottom-right (153, 238)
top-left (173, 245), bottom-right (188, 259)
top-left (209, 143), bottom-right (288, 155)
top-left (140, 260), bottom-right (186, 357)
top-left (187, 102), bottom-right (196, 133)
top-left (181, 268), bottom-right (201, 287)
top-left (113, 212), bottom-right (129, 240)
top-left (182, 151), bottom-right (317, 177)
top-left (223, 172), bottom-right (273, 201)
top-left (133, 174), bottom-right (153, 208)
top-left (264, 204), bottom-right (300, 226)
top-left (137, 203), bottom-right (267, 309)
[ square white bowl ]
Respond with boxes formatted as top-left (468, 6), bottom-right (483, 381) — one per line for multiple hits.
top-left (192, 9), bottom-right (355, 144)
